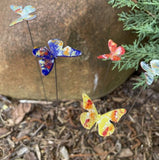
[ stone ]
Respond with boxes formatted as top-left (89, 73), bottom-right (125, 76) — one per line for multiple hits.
top-left (0, 0), bottom-right (135, 100)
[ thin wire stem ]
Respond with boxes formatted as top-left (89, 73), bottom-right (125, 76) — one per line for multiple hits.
top-left (104, 61), bottom-right (112, 82)
top-left (26, 21), bottom-right (48, 102)
top-left (123, 87), bottom-right (144, 122)
top-left (54, 59), bottom-right (59, 102)
top-left (114, 87), bottom-right (144, 133)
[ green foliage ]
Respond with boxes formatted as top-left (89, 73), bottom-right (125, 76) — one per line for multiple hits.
top-left (133, 73), bottom-right (147, 89)
top-left (108, 0), bottom-right (159, 88)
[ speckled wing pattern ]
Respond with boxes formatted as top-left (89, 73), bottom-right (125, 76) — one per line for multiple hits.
top-left (80, 93), bottom-right (127, 137)
top-left (97, 109), bottom-right (127, 137)
top-left (48, 39), bottom-right (82, 57)
top-left (80, 93), bottom-right (98, 129)
top-left (32, 47), bottom-right (54, 76)
top-left (32, 39), bottom-right (82, 76)
top-left (140, 60), bottom-right (159, 85)
top-left (97, 39), bottom-right (125, 61)
top-left (9, 5), bottom-right (36, 26)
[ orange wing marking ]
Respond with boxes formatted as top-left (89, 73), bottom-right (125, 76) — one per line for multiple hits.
top-left (63, 47), bottom-right (70, 56)
top-left (85, 99), bottom-right (93, 109)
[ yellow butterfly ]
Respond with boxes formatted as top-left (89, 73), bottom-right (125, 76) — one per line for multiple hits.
top-left (80, 93), bottom-right (127, 137)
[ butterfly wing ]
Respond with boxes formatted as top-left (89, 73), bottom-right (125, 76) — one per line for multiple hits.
top-left (48, 39), bottom-right (82, 57)
top-left (80, 112), bottom-right (97, 129)
top-left (33, 47), bottom-right (54, 76)
top-left (9, 17), bottom-right (24, 26)
top-left (39, 59), bottom-right (54, 76)
top-left (80, 93), bottom-right (98, 129)
top-left (82, 93), bottom-right (98, 113)
top-left (140, 61), bottom-right (154, 85)
top-left (97, 53), bottom-right (121, 61)
top-left (97, 53), bottom-right (111, 60)
top-left (97, 39), bottom-right (117, 60)
top-left (108, 39), bottom-right (117, 53)
top-left (23, 14), bottom-right (36, 21)
top-left (97, 109), bottom-right (126, 137)
top-left (23, 5), bottom-right (36, 14)
top-left (150, 59), bottom-right (159, 76)
top-left (32, 47), bottom-right (52, 59)
top-left (22, 6), bottom-right (36, 20)
top-left (113, 46), bottom-right (125, 56)
top-left (10, 5), bottom-right (23, 15)
top-left (97, 40), bottom-right (125, 61)
top-left (109, 39), bottom-right (125, 59)
top-left (98, 117), bottom-right (115, 137)
top-left (140, 61), bottom-right (152, 73)
top-left (144, 72), bottom-right (154, 85)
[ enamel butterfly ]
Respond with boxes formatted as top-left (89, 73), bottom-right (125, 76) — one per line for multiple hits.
top-left (80, 93), bottom-right (126, 137)
top-left (140, 60), bottom-right (159, 85)
top-left (97, 39), bottom-right (125, 61)
top-left (9, 5), bottom-right (36, 26)
top-left (32, 39), bottom-right (82, 76)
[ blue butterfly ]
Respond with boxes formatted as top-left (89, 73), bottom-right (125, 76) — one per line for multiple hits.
top-left (10, 5), bottom-right (36, 26)
top-left (32, 39), bottom-right (82, 76)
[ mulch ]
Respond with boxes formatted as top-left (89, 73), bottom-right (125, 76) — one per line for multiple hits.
top-left (0, 74), bottom-right (159, 160)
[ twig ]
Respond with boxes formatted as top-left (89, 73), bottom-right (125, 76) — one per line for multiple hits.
top-left (66, 107), bottom-right (79, 128)
top-left (70, 148), bottom-right (114, 158)
top-left (12, 135), bottom-right (31, 142)
top-left (32, 123), bottom-right (45, 137)
top-left (125, 121), bottom-right (141, 150)
top-left (19, 100), bottom-right (53, 104)
top-left (122, 87), bottom-right (144, 122)
top-left (0, 130), bottom-right (12, 139)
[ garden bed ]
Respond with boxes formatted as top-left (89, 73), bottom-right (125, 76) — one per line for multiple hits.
top-left (0, 74), bottom-right (159, 160)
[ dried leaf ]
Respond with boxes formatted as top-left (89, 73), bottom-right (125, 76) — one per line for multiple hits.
top-left (11, 103), bottom-right (32, 125)
top-left (118, 148), bottom-right (133, 158)
top-left (16, 147), bottom-right (29, 156)
top-left (112, 97), bottom-right (125, 102)
top-left (0, 127), bottom-right (9, 137)
top-left (24, 152), bottom-right (37, 160)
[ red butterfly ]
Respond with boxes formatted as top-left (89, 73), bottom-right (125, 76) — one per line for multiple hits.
top-left (97, 39), bottom-right (125, 61)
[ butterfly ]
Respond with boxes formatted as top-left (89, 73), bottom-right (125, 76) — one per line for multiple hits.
top-left (97, 39), bottom-right (125, 61)
top-left (140, 60), bottom-right (159, 85)
top-left (9, 5), bottom-right (36, 26)
top-left (80, 93), bottom-right (127, 137)
top-left (32, 39), bottom-right (82, 76)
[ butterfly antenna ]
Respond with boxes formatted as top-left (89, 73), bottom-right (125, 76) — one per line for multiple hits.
top-left (26, 21), bottom-right (48, 102)
top-left (122, 87), bottom-right (144, 122)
